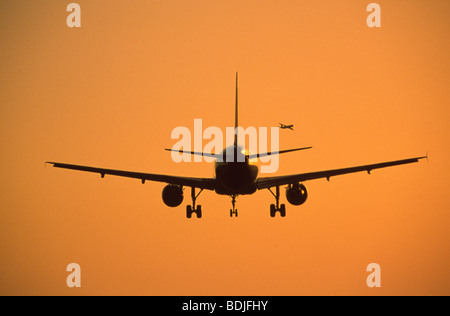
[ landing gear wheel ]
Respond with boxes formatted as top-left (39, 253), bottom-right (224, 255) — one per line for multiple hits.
top-left (230, 209), bottom-right (238, 217)
top-left (196, 205), bottom-right (202, 218)
top-left (270, 204), bottom-right (276, 217)
top-left (279, 204), bottom-right (286, 217)
top-left (187, 205), bottom-right (202, 218)
top-left (186, 205), bottom-right (193, 218)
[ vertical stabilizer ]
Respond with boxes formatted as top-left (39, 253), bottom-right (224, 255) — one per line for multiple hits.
top-left (234, 72), bottom-right (239, 146)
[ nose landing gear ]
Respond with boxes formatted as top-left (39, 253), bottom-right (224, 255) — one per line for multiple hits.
top-left (230, 195), bottom-right (238, 217)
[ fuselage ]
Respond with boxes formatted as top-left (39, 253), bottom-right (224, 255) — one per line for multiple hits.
top-left (214, 145), bottom-right (258, 195)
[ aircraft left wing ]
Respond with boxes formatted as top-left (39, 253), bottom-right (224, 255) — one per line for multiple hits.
top-left (256, 156), bottom-right (426, 190)
top-left (46, 162), bottom-right (215, 190)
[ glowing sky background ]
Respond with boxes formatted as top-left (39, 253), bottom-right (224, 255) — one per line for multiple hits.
top-left (0, 0), bottom-right (449, 295)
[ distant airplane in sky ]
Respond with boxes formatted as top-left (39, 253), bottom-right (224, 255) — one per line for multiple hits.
top-left (46, 73), bottom-right (426, 218)
top-left (279, 123), bottom-right (294, 130)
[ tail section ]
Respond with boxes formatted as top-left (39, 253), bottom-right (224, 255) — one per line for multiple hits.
top-left (234, 72), bottom-right (239, 146)
top-left (232, 72), bottom-right (313, 160)
top-left (166, 73), bottom-right (312, 161)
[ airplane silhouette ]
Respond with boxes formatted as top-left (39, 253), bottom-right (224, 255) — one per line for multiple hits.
top-left (46, 73), bottom-right (426, 218)
top-left (279, 123), bottom-right (294, 130)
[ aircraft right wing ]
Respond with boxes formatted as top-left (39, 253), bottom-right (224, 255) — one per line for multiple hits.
top-left (256, 156), bottom-right (427, 190)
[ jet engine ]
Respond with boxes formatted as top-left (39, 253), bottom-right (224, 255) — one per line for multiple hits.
top-left (285, 183), bottom-right (308, 206)
top-left (162, 185), bottom-right (184, 207)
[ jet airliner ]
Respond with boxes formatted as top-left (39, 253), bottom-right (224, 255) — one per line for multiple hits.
top-left (46, 73), bottom-right (426, 218)
top-left (279, 123), bottom-right (294, 130)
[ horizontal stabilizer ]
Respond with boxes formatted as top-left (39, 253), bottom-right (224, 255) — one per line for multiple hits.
top-left (248, 146), bottom-right (312, 159)
top-left (165, 148), bottom-right (218, 158)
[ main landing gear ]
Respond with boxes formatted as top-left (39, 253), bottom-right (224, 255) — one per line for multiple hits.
top-left (230, 195), bottom-right (238, 217)
top-left (185, 187), bottom-right (287, 218)
top-left (186, 187), bottom-right (203, 218)
top-left (268, 186), bottom-right (286, 217)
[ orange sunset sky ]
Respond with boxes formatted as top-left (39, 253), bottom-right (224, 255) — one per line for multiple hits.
top-left (0, 1), bottom-right (449, 295)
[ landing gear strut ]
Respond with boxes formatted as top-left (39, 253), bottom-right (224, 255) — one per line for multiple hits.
top-left (268, 186), bottom-right (286, 217)
top-left (186, 187), bottom-right (203, 218)
top-left (230, 195), bottom-right (238, 217)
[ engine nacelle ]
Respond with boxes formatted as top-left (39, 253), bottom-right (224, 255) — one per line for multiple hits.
top-left (162, 185), bottom-right (184, 207)
top-left (285, 183), bottom-right (308, 206)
